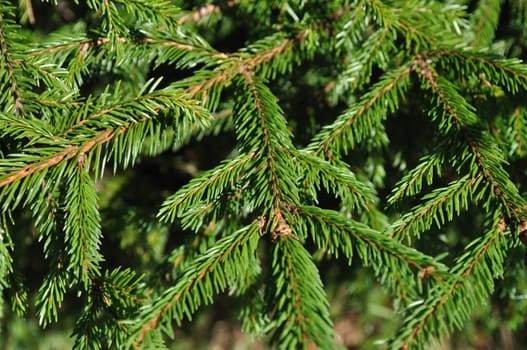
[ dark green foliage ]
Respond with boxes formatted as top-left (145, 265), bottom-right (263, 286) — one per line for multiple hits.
top-left (1, 0), bottom-right (527, 349)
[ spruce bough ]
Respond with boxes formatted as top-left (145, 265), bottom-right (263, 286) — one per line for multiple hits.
top-left (1, 0), bottom-right (527, 349)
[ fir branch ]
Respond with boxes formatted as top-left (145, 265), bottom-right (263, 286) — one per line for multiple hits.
top-left (361, 0), bottom-right (401, 29)
top-left (172, 29), bottom-right (310, 110)
top-left (331, 4), bottom-right (373, 98)
top-left (32, 26), bottom-right (307, 107)
top-left (29, 27), bottom-right (221, 88)
top-left (63, 163), bottom-right (104, 287)
top-left (86, 0), bottom-right (129, 36)
top-left (127, 224), bottom-right (259, 348)
top-left (416, 56), bottom-right (527, 220)
top-left (241, 29), bottom-right (315, 78)
top-left (0, 91), bottom-right (210, 212)
top-left (32, 183), bottom-right (61, 251)
top-left (335, 3), bottom-right (368, 51)
top-left (35, 268), bottom-right (69, 327)
top-left (0, 215), bottom-right (16, 321)
top-left (157, 153), bottom-right (254, 225)
top-left (334, 25), bottom-right (396, 96)
top-left (111, 0), bottom-right (183, 27)
top-left (0, 6), bottom-right (24, 115)
top-left (234, 72), bottom-right (299, 211)
top-left (0, 145), bottom-right (74, 211)
top-left (6, 270), bottom-right (27, 318)
top-left (0, 215), bottom-right (13, 288)
top-left (390, 212), bottom-right (509, 349)
top-left (72, 268), bottom-right (142, 349)
top-left (0, 113), bottom-right (63, 146)
top-left (143, 228), bottom-right (226, 301)
top-left (267, 236), bottom-right (337, 349)
top-left (360, 0), bottom-right (463, 50)
top-left (63, 82), bottom-right (210, 137)
top-left (415, 55), bottom-right (477, 129)
top-left (508, 106), bottom-right (527, 157)
top-left (33, 35), bottom-right (219, 59)
top-left (309, 62), bottom-right (412, 158)
top-left (32, 180), bottom-right (70, 327)
top-left (388, 151), bottom-right (445, 204)
top-left (296, 206), bottom-right (448, 301)
top-left (295, 150), bottom-right (377, 211)
top-left (390, 174), bottom-right (482, 240)
top-left (394, 1), bottom-right (460, 48)
top-left (469, 0), bottom-right (502, 49)
top-left (31, 178), bottom-right (68, 325)
top-left (429, 49), bottom-right (527, 94)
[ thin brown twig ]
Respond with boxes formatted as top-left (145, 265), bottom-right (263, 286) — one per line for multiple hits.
top-left (177, 0), bottom-right (240, 25)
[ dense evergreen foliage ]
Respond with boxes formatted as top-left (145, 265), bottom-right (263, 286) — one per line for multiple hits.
top-left (2, 0), bottom-right (527, 349)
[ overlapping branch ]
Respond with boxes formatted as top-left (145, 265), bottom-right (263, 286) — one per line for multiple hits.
top-left (129, 224), bottom-right (259, 348)
top-left (0, 11), bottom-right (25, 115)
top-left (415, 54), bottom-right (527, 220)
top-left (391, 213), bottom-right (508, 349)
top-left (310, 63), bottom-right (412, 158)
